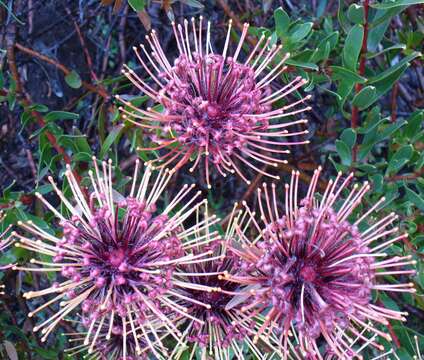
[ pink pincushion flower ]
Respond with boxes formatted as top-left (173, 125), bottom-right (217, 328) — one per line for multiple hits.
top-left (227, 168), bottom-right (416, 359)
top-left (15, 158), bottom-right (215, 356)
top-left (117, 18), bottom-right (310, 187)
top-left (169, 205), bottom-right (282, 359)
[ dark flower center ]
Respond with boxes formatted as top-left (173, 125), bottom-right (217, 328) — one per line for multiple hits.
top-left (161, 53), bottom-right (271, 161)
top-left (108, 248), bottom-right (127, 268)
top-left (299, 264), bottom-right (317, 283)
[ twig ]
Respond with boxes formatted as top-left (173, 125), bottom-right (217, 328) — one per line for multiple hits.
top-left (25, 149), bottom-right (37, 180)
top-left (6, 24), bottom-right (82, 183)
top-left (216, 0), bottom-right (256, 46)
top-left (391, 82), bottom-right (399, 123)
top-left (65, 7), bottom-right (99, 83)
top-left (351, 0), bottom-right (370, 162)
top-left (386, 168), bottom-right (424, 182)
top-left (14, 43), bottom-right (109, 99)
top-left (28, 0), bottom-right (34, 34)
top-left (118, 3), bottom-right (129, 71)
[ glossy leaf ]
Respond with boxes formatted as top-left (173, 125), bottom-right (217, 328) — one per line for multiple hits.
top-left (64, 70), bottom-right (82, 89)
top-left (343, 24), bottom-right (364, 71)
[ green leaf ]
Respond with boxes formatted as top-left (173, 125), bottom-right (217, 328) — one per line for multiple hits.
top-left (356, 163), bottom-right (377, 174)
top-left (366, 44), bottom-right (406, 59)
top-left (357, 106), bottom-right (382, 134)
top-left (404, 185), bottom-right (424, 211)
top-left (57, 134), bottom-right (91, 155)
top-left (371, 174), bottom-right (384, 192)
top-left (44, 111), bottom-right (79, 122)
top-left (358, 119), bottom-right (407, 160)
top-left (337, 0), bottom-right (351, 33)
top-left (363, 64), bottom-right (410, 108)
top-left (310, 41), bottom-right (330, 63)
top-left (330, 66), bottom-right (367, 83)
top-left (289, 22), bottom-right (313, 42)
top-left (371, 0), bottom-right (424, 9)
top-left (99, 125), bottom-right (124, 160)
top-left (367, 8), bottom-right (403, 50)
top-left (343, 24), bottom-right (364, 71)
top-left (340, 128), bottom-right (357, 148)
top-left (28, 104), bottom-right (49, 112)
top-left (274, 7), bottom-right (290, 38)
top-left (310, 32), bottom-right (339, 63)
top-left (347, 4), bottom-right (364, 24)
top-left (336, 140), bottom-right (352, 166)
top-left (352, 85), bottom-right (376, 110)
top-left (368, 51), bottom-right (421, 83)
top-left (128, 0), bottom-right (145, 11)
top-left (386, 145), bottom-right (413, 175)
top-left (285, 59), bottom-right (319, 70)
top-left (65, 70), bottom-right (82, 89)
top-left (404, 111), bottom-right (424, 138)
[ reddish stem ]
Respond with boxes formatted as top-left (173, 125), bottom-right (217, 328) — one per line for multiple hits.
top-left (391, 82), bottom-right (399, 123)
top-left (6, 26), bottom-right (82, 183)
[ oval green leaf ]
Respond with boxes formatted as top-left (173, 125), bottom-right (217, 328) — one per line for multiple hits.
top-left (352, 85), bottom-right (376, 110)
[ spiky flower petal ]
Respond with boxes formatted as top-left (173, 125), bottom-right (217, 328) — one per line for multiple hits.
top-left (15, 158), bottom-right (214, 356)
top-left (170, 204), bottom-right (282, 360)
top-left (0, 213), bottom-right (13, 295)
top-left (227, 168), bottom-right (416, 359)
top-left (117, 18), bottom-right (310, 187)
top-left (65, 317), bottom-right (168, 360)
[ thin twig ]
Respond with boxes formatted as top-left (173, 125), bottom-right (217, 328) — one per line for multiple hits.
top-left (14, 42), bottom-right (109, 98)
top-left (65, 7), bottom-right (99, 82)
top-left (6, 27), bottom-right (82, 183)
top-left (216, 0), bottom-right (256, 46)
top-left (391, 82), bottom-right (399, 123)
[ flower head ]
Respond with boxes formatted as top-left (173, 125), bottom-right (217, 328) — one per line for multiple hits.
top-left (0, 213), bottom-right (14, 295)
top-left (227, 169), bottom-right (416, 359)
top-left (170, 205), bottom-right (281, 359)
top-left (117, 18), bottom-right (310, 187)
top-left (15, 158), bottom-right (214, 355)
